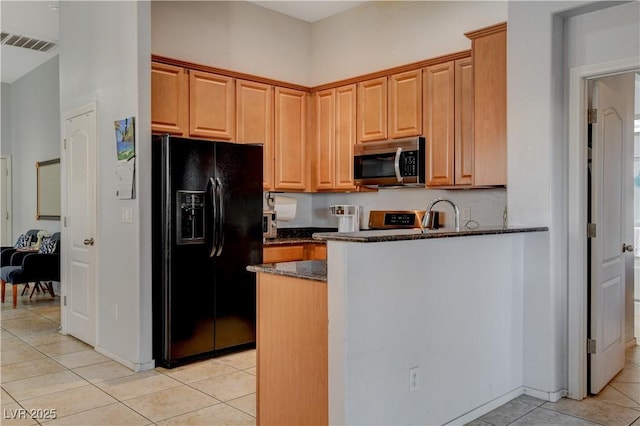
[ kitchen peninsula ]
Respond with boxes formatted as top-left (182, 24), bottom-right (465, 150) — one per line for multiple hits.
top-left (249, 226), bottom-right (548, 425)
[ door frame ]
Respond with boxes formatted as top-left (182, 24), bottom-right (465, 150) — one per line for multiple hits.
top-left (0, 155), bottom-right (12, 246)
top-left (568, 57), bottom-right (640, 399)
top-left (60, 102), bottom-right (98, 341)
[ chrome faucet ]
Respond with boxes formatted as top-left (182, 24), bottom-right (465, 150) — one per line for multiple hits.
top-left (422, 197), bottom-right (460, 232)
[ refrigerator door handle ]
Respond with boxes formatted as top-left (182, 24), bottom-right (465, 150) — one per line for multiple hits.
top-left (214, 177), bottom-right (224, 256)
top-left (208, 178), bottom-right (218, 257)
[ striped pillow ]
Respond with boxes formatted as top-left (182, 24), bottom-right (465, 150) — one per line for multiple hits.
top-left (38, 237), bottom-right (57, 254)
top-left (14, 234), bottom-right (32, 248)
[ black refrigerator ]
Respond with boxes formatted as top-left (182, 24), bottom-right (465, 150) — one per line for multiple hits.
top-left (152, 135), bottom-right (263, 368)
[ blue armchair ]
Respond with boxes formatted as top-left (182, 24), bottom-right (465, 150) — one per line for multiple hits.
top-left (1, 232), bottom-right (60, 308)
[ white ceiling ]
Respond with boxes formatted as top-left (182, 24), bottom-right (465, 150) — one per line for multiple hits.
top-left (1, 1), bottom-right (59, 84)
top-left (248, 1), bottom-right (367, 23)
top-left (0, 0), bottom-right (366, 85)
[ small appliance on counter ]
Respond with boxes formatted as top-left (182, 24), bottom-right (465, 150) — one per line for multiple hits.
top-left (330, 205), bottom-right (361, 232)
top-left (368, 210), bottom-right (438, 230)
top-left (263, 210), bottom-right (277, 239)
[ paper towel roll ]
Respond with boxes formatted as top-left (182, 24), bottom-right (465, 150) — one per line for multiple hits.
top-left (274, 195), bottom-right (297, 221)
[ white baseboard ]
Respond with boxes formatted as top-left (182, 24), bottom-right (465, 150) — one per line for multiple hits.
top-left (523, 386), bottom-right (567, 402)
top-left (626, 338), bottom-right (637, 350)
top-left (444, 387), bottom-right (525, 425)
top-left (94, 345), bottom-right (155, 372)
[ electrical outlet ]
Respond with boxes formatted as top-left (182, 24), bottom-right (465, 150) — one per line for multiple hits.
top-left (409, 367), bottom-right (419, 392)
top-left (463, 207), bottom-right (471, 221)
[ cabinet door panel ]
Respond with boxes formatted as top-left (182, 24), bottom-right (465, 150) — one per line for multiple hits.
top-left (315, 89), bottom-right (335, 190)
top-left (358, 77), bottom-right (387, 142)
top-left (151, 62), bottom-right (188, 136)
top-left (455, 58), bottom-right (474, 185)
top-left (236, 80), bottom-right (274, 190)
top-left (275, 87), bottom-right (307, 191)
top-left (189, 71), bottom-right (235, 140)
top-left (472, 29), bottom-right (506, 186)
top-left (335, 85), bottom-right (357, 190)
top-left (389, 70), bottom-right (422, 139)
top-left (424, 62), bottom-right (454, 187)
top-left (263, 246), bottom-right (305, 263)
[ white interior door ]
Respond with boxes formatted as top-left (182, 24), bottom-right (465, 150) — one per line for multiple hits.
top-left (589, 74), bottom-right (634, 394)
top-left (63, 105), bottom-right (97, 346)
top-left (0, 156), bottom-right (11, 246)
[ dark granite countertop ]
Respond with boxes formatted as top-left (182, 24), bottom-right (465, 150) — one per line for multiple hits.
top-left (263, 237), bottom-right (321, 246)
top-left (312, 226), bottom-right (548, 243)
top-left (263, 227), bottom-right (335, 246)
top-left (247, 260), bottom-right (327, 282)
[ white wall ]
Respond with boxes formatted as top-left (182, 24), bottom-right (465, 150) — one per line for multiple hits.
top-left (2, 57), bottom-right (60, 240)
top-left (1, 83), bottom-right (11, 156)
top-left (59, 1), bottom-right (152, 370)
top-left (310, 1), bottom-right (507, 86)
top-left (508, 0), bottom-right (640, 395)
top-left (327, 232), bottom-right (538, 424)
top-left (151, 1), bottom-right (311, 86)
top-left (268, 188), bottom-right (507, 230)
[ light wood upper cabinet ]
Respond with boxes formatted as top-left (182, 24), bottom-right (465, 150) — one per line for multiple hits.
top-left (315, 89), bottom-right (335, 190)
top-left (314, 85), bottom-right (357, 191)
top-left (236, 79), bottom-right (274, 190)
top-left (357, 77), bottom-right (387, 142)
top-left (424, 61), bottom-right (455, 186)
top-left (424, 58), bottom-right (474, 187)
top-left (274, 87), bottom-right (308, 191)
top-left (389, 70), bottom-right (422, 139)
top-left (454, 57), bottom-right (474, 185)
top-left (466, 22), bottom-right (507, 186)
top-left (151, 62), bottom-right (188, 136)
top-left (335, 85), bottom-right (357, 190)
top-left (189, 70), bottom-right (235, 140)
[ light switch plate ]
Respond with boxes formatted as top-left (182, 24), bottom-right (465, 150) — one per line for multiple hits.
top-left (122, 207), bottom-right (133, 224)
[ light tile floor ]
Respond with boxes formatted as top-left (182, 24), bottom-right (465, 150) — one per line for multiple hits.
top-left (1, 294), bottom-right (255, 425)
top-left (2, 292), bottom-right (639, 425)
top-left (466, 348), bottom-right (640, 426)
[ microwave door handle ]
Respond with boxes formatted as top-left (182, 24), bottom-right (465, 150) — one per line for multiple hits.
top-left (394, 147), bottom-right (403, 183)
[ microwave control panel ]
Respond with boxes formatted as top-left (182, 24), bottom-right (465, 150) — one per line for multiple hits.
top-left (401, 151), bottom-right (418, 176)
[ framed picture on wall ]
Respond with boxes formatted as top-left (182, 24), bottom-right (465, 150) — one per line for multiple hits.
top-left (36, 158), bottom-right (61, 220)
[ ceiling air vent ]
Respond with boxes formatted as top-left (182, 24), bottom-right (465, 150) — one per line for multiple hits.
top-left (0, 32), bottom-right (57, 52)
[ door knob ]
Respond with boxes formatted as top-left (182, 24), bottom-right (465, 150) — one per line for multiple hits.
top-left (623, 243), bottom-right (635, 253)
top-left (83, 238), bottom-right (95, 246)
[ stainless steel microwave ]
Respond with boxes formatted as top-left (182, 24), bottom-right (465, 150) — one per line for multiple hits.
top-left (353, 136), bottom-right (425, 187)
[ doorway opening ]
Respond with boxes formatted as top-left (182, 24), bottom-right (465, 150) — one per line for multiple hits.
top-left (634, 73), bottom-right (640, 345)
top-left (567, 58), bottom-right (640, 401)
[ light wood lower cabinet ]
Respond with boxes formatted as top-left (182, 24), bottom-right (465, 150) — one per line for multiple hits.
top-left (257, 272), bottom-right (328, 425)
top-left (263, 243), bottom-right (327, 263)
